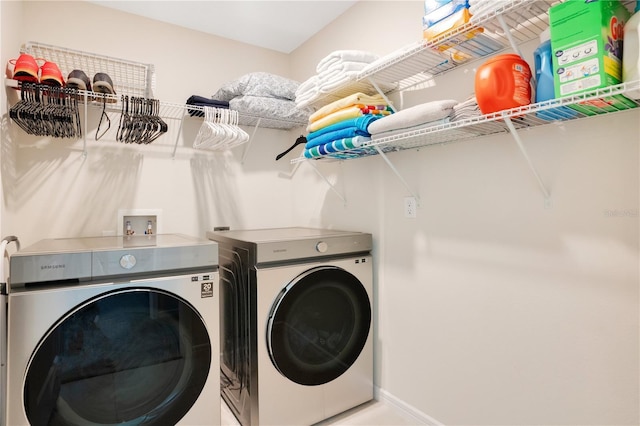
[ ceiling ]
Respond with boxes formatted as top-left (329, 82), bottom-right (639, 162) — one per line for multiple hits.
top-left (88, 1), bottom-right (359, 54)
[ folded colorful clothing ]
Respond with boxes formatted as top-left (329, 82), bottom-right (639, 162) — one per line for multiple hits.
top-left (307, 105), bottom-right (391, 133)
top-left (304, 135), bottom-right (371, 158)
top-left (368, 99), bottom-right (458, 135)
top-left (307, 113), bottom-right (391, 142)
top-left (309, 92), bottom-right (389, 123)
top-left (305, 114), bottom-right (383, 149)
top-left (186, 95), bottom-right (230, 117)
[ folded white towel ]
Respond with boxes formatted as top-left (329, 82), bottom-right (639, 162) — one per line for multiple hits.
top-left (371, 117), bottom-right (450, 140)
top-left (318, 71), bottom-right (360, 93)
top-left (295, 89), bottom-right (320, 107)
top-left (316, 50), bottom-right (380, 73)
top-left (368, 99), bottom-right (458, 135)
top-left (321, 60), bottom-right (369, 76)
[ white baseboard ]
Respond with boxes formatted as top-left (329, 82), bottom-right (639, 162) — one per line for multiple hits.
top-left (375, 386), bottom-right (445, 426)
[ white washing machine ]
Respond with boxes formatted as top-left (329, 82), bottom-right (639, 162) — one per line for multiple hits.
top-left (5, 234), bottom-right (220, 426)
top-left (207, 227), bottom-right (373, 426)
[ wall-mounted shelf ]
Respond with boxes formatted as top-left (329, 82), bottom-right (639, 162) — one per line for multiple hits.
top-left (305, 0), bottom-right (558, 109)
top-left (7, 78), bottom-right (307, 129)
top-left (305, 0), bottom-right (636, 108)
top-left (296, 82), bottom-right (640, 206)
top-left (6, 78), bottom-right (307, 165)
top-left (292, 80), bottom-right (640, 163)
top-left (359, 0), bottom-right (556, 91)
top-left (292, 0), bottom-right (638, 206)
top-left (21, 41), bottom-right (155, 98)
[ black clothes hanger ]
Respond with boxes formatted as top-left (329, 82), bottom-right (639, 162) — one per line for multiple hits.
top-left (275, 135), bottom-right (306, 161)
top-left (96, 94), bottom-right (110, 141)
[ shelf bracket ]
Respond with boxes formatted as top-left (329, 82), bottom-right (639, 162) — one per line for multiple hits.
top-left (497, 14), bottom-right (524, 58)
top-left (497, 14), bottom-right (537, 88)
top-left (172, 112), bottom-right (187, 159)
top-left (82, 90), bottom-right (88, 159)
top-left (366, 77), bottom-right (397, 113)
top-left (278, 161), bottom-right (302, 179)
top-left (374, 146), bottom-right (421, 206)
top-left (241, 117), bottom-right (262, 164)
top-left (305, 160), bottom-right (346, 205)
top-left (503, 116), bottom-right (551, 208)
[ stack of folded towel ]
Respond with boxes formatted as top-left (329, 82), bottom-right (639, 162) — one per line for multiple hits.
top-left (303, 92), bottom-right (393, 158)
top-left (296, 50), bottom-right (391, 109)
top-left (450, 96), bottom-right (481, 121)
top-left (368, 99), bottom-right (458, 139)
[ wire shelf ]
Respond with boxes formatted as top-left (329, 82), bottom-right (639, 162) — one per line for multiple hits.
top-left (305, 0), bottom-right (637, 107)
top-left (185, 104), bottom-right (307, 129)
top-left (6, 78), bottom-right (307, 133)
top-left (21, 41), bottom-right (155, 98)
top-left (291, 80), bottom-right (640, 163)
top-left (361, 0), bottom-right (554, 91)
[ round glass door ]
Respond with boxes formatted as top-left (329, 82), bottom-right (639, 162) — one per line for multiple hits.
top-left (24, 288), bottom-right (211, 426)
top-left (267, 266), bottom-right (371, 386)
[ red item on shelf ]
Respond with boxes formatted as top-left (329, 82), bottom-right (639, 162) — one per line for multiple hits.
top-left (475, 54), bottom-right (532, 114)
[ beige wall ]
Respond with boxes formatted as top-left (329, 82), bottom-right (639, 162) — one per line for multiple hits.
top-left (290, 1), bottom-right (639, 425)
top-left (1, 1), bottom-right (639, 425)
top-left (1, 1), bottom-right (304, 246)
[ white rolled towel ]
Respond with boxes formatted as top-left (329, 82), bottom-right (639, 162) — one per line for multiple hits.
top-left (368, 99), bottom-right (458, 135)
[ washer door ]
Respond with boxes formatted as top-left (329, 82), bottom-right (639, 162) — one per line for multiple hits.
top-left (266, 266), bottom-right (371, 386)
top-left (23, 288), bottom-right (211, 426)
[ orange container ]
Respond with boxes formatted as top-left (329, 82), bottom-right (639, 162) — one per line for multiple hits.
top-left (475, 54), bottom-right (532, 114)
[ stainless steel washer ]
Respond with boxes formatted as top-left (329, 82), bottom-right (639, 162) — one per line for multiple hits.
top-left (207, 227), bottom-right (373, 426)
top-left (1, 236), bottom-right (19, 426)
top-left (5, 234), bottom-right (220, 426)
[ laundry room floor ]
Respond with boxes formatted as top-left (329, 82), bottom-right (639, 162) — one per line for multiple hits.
top-left (221, 398), bottom-right (422, 425)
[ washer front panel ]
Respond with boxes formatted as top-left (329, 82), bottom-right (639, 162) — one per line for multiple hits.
top-left (266, 266), bottom-right (371, 386)
top-left (6, 271), bottom-right (220, 426)
top-left (256, 255), bottom-right (373, 426)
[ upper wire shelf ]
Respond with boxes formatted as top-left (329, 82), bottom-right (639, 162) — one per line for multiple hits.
top-left (291, 80), bottom-right (640, 163)
top-left (5, 79), bottom-right (307, 130)
top-left (21, 41), bottom-right (155, 98)
top-left (359, 0), bottom-right (556, 91)
top-left (304, 0), bottom-right (636, 107)
top-left (305, 0), bottom-right (558, 108)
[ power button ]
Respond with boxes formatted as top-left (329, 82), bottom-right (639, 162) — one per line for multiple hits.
top-left (120, 254), bottom-right (137, 270)
top-left (316, 241), bottom-right (328, 253)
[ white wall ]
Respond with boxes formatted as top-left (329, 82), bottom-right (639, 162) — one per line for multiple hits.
top-left (1, 1), bottom-right (639, 425)
top-left (290, 1), bottom-right (640, 425)
top-left (1, 1), bottom-right (305, 246)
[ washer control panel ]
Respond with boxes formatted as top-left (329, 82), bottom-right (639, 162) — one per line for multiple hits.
top-left (119, 254), bottom-right (137, 270)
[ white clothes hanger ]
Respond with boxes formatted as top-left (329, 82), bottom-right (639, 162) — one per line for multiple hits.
top-left (193, 107), bottom-right (249, 151)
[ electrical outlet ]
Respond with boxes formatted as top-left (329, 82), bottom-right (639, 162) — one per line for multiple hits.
top-left (404, 197), bottom-right (417, 218)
